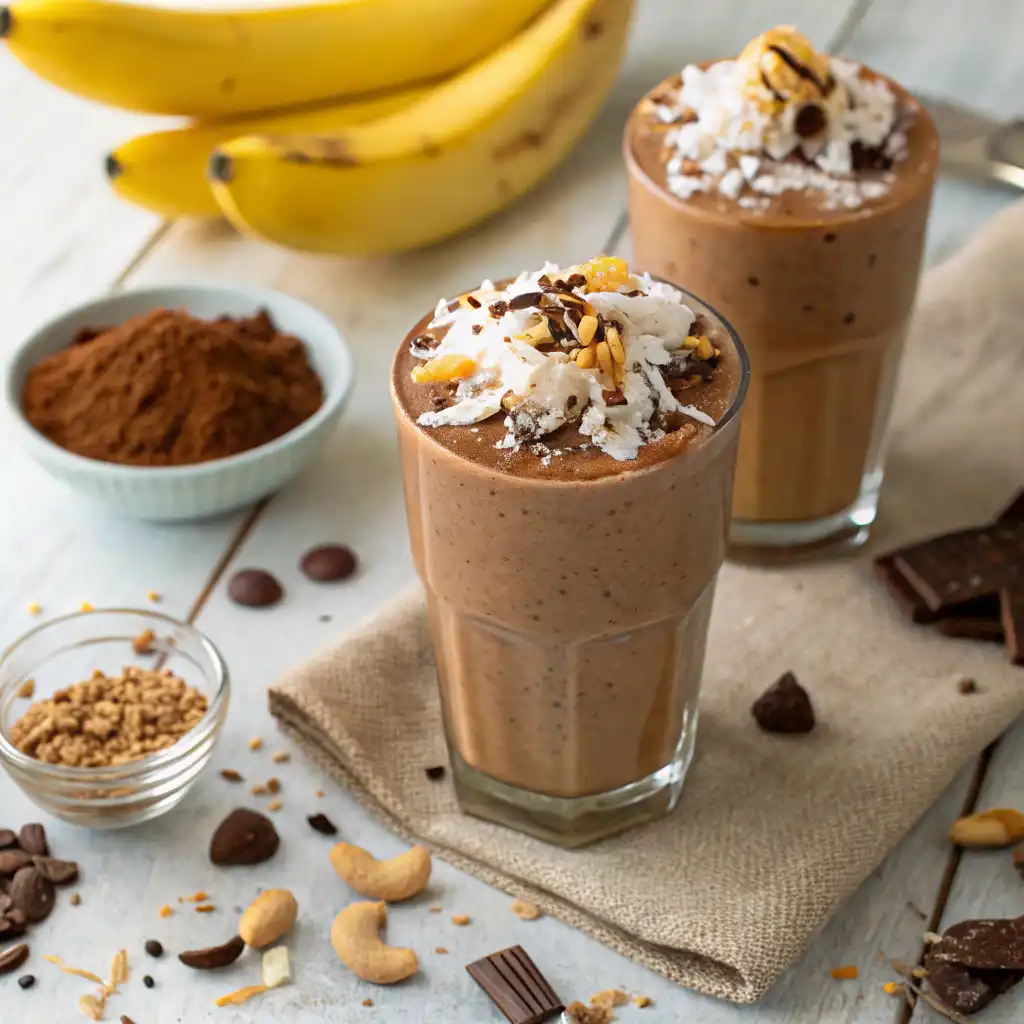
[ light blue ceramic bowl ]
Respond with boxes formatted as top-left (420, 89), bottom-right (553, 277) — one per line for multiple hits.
top-left (4, 283), bottom-right (354, 521)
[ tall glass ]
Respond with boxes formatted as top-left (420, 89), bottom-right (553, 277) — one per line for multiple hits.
top-left (390, 287), bottom-right (749, 846)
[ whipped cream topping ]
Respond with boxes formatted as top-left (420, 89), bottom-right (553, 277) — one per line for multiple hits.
top-left (411, 263), bottom-right (719, 462)
top-left (649, 28), bottom-right (910, 211)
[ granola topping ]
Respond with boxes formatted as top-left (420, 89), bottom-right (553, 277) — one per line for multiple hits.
top-left (410, 257), bottom-right (721, 461)
top-left (646, 26), bottom-right (911, 211)
top-left (9, 667), bottom-right (208, 768)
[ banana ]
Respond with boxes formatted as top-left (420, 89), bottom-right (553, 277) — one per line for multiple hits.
top-left (107, 87), bottom-right (430, 219)
top-left (0, 0), bottom-right (553, 117)
top-left (209, 0), bottom-right (634, 255)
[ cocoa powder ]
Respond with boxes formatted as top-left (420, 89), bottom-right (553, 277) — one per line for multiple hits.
top-left (21, 308), bottom-right (323, 466)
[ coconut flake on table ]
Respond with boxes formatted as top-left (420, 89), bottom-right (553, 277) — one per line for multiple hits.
top-left (654, 52), bottom-right (907, 210)
top-left (411, 266), bottom-right (719, 461)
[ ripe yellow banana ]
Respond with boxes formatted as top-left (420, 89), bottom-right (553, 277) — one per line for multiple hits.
top-left (107, 87), bottom-right (430, 219)
top-left (0, 0), bottom-right (553, 117)
top-left (209, 0), bottom-right (633, 255)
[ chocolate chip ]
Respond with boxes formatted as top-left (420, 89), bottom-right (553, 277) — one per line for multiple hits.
top-left (31, 856), bottom-right (78, 885)
top-left (0, 830), bottom-right (17, 850)
top-left (465, 295), bottom-right (482, 309)
top-left (747, 275), bottom-right (760, 287)
top-left (794, 103), bottom-right (827, 138)
top-left (489, 300), bottom-right (509, 318)
top-left (752, 671), bottom-right (815, 734)
top-left (425, 765), bottom-right (446, 781)
top-left (209, 808), bottom-right (280, 867)
top-left (307, 813), bottom-right (337, 836)
top-left (143, 974), bottom-right (155, 988)
top-left (823, 233), bottom-right (836, 244)
top-left (300, 544), bottom-right (358, 583)
top-left (227, 569), bottom-right (283, 609)
top-left (957, 678), bottom-right (979, 695)
top-left (17, 824), bottom-right (47, 857)
top-left (466, 945), bottom-right (564, 1024)
top-left (0, 850), bottom-right (32, 877)
top-left (842, 312), bottom-right (856, 326)
top-left (0, 942), bottom-right (29, 975)
top-left (144, 939), bottom-right (164, 958)
top-left (178, 934), bottom-right (246, 970)
top-left (9, 866), bottom-right (54, 922)
top-left (937, 618), bottom-right (1005, 643)
top-left (17, 973), bottom-right (35, 989)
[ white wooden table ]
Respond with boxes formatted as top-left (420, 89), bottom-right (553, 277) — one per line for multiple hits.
top-left (2, 2), bottom-right (1023, 1020)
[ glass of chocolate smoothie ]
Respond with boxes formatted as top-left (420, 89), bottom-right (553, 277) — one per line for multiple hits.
top-left (390, 257), bottom-right (748, 846)
top-left (625, 26), bottom-right (939, 555)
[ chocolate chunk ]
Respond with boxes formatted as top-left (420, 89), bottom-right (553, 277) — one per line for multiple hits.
top-left (466, 945), bottom-right (564, 1024)
top-left (9, 866), bottom-right (54, 923)
top-left (228, 569), bottom-right (284, 608)
top-left (144, 939), bottom-right (164, 958)
top-left (874, 556), bottom-right (937, 623)
top-left (794, 103), bottom-right (826, 138)
top-left (930, 917), bottom-right (1024, 970)
top-left (565, 274), bottom-right (587, 289)
top-left (425, 765), bottom-right (446, 781)
top-left (307, 813), bottom-right (337, 836)
top-left (937, 617), bottom-right (1005, 643)
top-left (17, 824), bottom-right (47, 857)
top-left (752, 671), bottom-right (815, 734)
top-left (926, 956), bottom-right (1022, 1015)
top-left (300, 544), bottom-right (358, 582)
top-left (178, 934), bottom-right (245, 970)
top-left (508, 291), bottom-right (544, 310)
top-left (0, 850), bottom-right (33, 878)
top-left (209, 808), bottom-right (280, 866)
top-left (143, 974), bottom-right (155, 988)
top-left (0, 942), bottom-right (29, 975)
top-left (17, 973), bottom-right (35, 989)
top-left (489, 300), bottom-right (509, 318)
top-left (31, 856), bottom-right (78, 885)
top-left (958, 678), bottom-right (979, 695)
top-left (0, 830), bottom-right (17, 850)
top-left (601, 389), bottom-right (627, 407)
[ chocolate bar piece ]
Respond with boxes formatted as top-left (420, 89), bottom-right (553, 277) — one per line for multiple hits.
top-left (929, 917), bottom-right (1024, 971)
top-left (926, 956), bottom-right (1023, 1015)
top-left (998, 489), bottom-right (1024, 523)
top-left (873, 556), bottom-right (937, 623)
top-left (467, 946), bottom-right (564, 1024)
top-left (1002, 587), bottom-right (1024, 665)
top-left (936, 617), bottom-right (1006, 643)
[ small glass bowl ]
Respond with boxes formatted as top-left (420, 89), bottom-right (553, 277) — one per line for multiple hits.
top-left (0, 609), bottom-right (229, 829)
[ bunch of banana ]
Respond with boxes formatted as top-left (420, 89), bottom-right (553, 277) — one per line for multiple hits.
top-left (2, 0), bottom-right (634, 253)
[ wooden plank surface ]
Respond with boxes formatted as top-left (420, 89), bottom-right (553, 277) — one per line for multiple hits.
top-left (2, 0), bottom-right (1024, 1020)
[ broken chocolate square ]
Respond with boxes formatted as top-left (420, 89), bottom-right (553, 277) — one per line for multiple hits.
top-left (926, 956), bottom-right (1023, 1016)
top-left (466, 945), bottom-right (564, 1024)
top-left (929, 917), bottom-right (1024, 971)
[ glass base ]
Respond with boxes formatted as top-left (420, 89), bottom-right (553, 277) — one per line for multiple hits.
top-left (728, 473), bottom-right (881, 564)
top-left (449, 716), bottom-right (697, 848)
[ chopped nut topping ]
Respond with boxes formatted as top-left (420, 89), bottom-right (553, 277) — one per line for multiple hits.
top-left (159, 904), bottom-right (173, 918)
top-left (26, 601), bottom-right (41, 616)
top-left (79, 602), bottom-right (94, 613)
top-left (248, 737), bottom-right (263, 751)
top-left (634, 995), bottom-right (652, 1008)
top-left (266, 777), bottom-right (281, 794)
top-left (70, 893), bottom-right (82, 906)
top-left (16, 679), bottom-right (35, 699)
top-left (179, 891), bottom-right (209, 903)
top-left (511, 899), bottom-right (542, 921)
top-left (195, 904), bottom-right (215, 913)
top-left (220, 769), bottom-right (244, 783)
top-left (132, 629), bottom-right (155, 655)
top-left (267, 800), bottom-right (283, 813)
top-left (9, 665), bottom-right (208, 768)
top-left (214, 983), bottom-right (268, 1007)
top-left (434, 946), bottom-right (449, 955)
top-left (412, 353), bottom-right (476, 384)
top-left (830, 965), bottom-right (858, 980)
top-left (146, 591), bottom-right (161, 603)
top-left (450, 914), bottom-right (471, 926)
top-left (271, 751), bottom-right (290, 764)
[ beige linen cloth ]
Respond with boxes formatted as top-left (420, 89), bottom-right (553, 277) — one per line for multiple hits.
top-left (270, 200), bottom-right (1024, 1003)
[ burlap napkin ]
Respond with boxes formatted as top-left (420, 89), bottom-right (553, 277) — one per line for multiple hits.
top-left (269, 199), bottom-right (1024, 1003)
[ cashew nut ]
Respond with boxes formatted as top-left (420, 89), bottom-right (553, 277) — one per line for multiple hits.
top-left (330, 901), bottom-right (418, 985)
top-left (329, 842), bottom-right (431, 902)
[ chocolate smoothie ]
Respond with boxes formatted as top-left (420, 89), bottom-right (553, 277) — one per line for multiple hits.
top-left (391, 258), bottom-right (747, 845)
top-left (625, 27), bottom-right (939, 552)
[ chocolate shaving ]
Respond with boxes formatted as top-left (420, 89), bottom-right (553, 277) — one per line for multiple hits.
top-left (465, 295), bottom-right (482, 309)
top-left (489, 300), bottom-right (509, 318)
top-left (508, 292), bottom-right (543, 311)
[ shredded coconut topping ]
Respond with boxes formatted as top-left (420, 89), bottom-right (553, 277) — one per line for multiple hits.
top-left (410, 260), bottom-right (722, 462)
top-left (649, 26), bottom-right (910, 211)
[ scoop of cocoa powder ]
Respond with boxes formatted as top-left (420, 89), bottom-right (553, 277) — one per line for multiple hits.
top-left (22, 308), bottom-right (323, 467)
